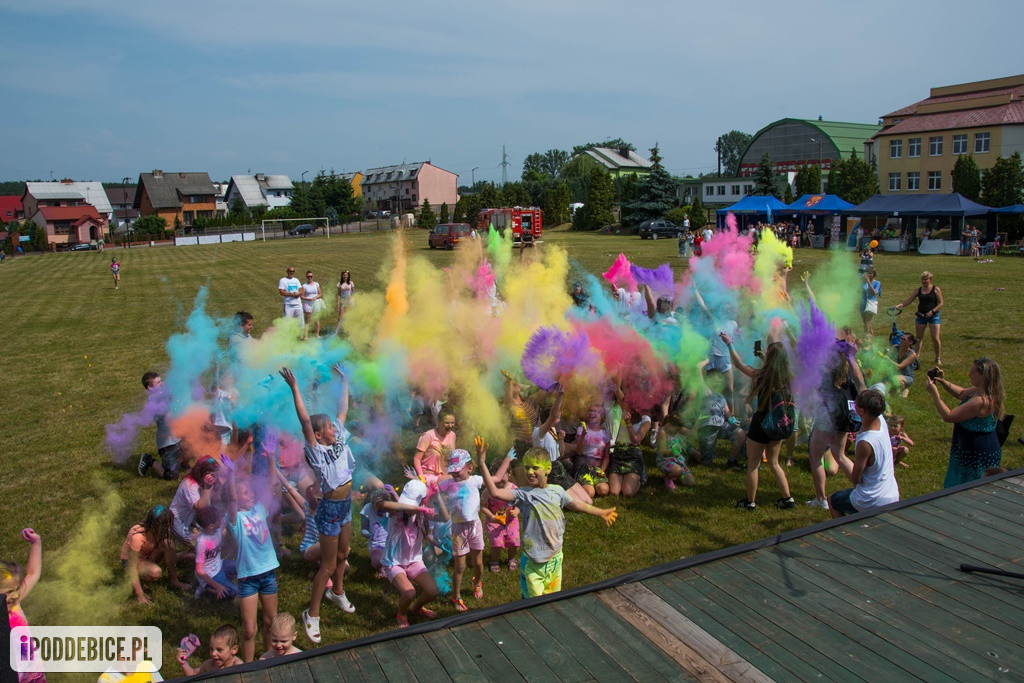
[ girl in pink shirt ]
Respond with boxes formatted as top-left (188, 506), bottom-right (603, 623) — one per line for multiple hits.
top-left (413, 413), bottom-right (457, 483)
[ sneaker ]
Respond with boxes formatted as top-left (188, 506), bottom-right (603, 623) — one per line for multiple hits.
top-left (489, 562), bottom-right (500, 573)
top-left (507, 558), bottom-right (517, 571)
top-left (775, 497), bottom-right (796, 509)
top-left (451, 597), bottom-right (467, 612)
top-left (736, 498), bottom-right (756, 511)
top-left (324, 588), bottom-right (355, 613)
top-left (664, 477), bottom-right (676, 490)
top-left (138, 452), bottom-right (154, 477)
top-left (473, 579), bottom-right (483, 600)
top-left (806, 498), bottom-right (829, 510)
top-left (302, 609), bottom-right (321, 644)
top-left (649, 424), bottom-right (659, 446)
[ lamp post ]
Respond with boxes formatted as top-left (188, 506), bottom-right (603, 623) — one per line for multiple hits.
top-left (809, 137), bottom-right (823, 192)
top-left (301, 170), bottom-right (309, 185)
top-left (123, 176), bottom-right (132, 248)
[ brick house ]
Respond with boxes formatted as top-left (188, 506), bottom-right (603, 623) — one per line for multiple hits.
top-left (134, 170), bottom-right (217, 228)
top-left (362, 162), bottom-right (458, 213)
top-left (22, 180), bottom-right (114, 222)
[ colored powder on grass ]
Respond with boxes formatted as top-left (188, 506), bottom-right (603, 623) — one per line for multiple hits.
top-left (602, 253), bottom-right (637, 291)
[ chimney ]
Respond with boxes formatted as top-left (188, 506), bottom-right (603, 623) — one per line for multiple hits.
top-left (619, 147), bottom-right (630, 159)
top-left (153, 170), bottom-right (163, 178)
top-left (61, 178), bottom-right (74, 184)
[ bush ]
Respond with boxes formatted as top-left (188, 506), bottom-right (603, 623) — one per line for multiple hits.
top-left (665, 207), bottom-right (689, 227)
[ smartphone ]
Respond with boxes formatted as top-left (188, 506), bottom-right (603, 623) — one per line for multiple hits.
top-left (754, 340), bottom-right (763, 354)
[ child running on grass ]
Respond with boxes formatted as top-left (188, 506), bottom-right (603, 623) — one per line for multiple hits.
top-left (281, 364), bottom-right (357, 644)
top-left (445, 449), bottom-right (485, 611)
top-left (258, 613), bottom-right (303, 659)
top-left (177, 624), bottom-right (243, 675)
top-left (475, 437), bottom-right (617, 599)
top-left (226, 470), bottom-right (279, 662)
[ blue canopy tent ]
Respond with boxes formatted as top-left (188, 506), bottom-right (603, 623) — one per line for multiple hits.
top-left (715, 195), bottom-right (788, 229)
top-left (781, 194), bottom-right (855, 243)
top-left (842, 193), bottom-right (992, 253)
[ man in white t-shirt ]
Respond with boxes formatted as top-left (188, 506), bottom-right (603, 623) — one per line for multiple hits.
top-left (278, 266), bottom-right (303, 319)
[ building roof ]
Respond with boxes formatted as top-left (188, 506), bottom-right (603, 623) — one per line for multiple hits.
top-left (362, 162), bottom-right (456, 185)
top-left (224, 174), bottom-right (296, 209)
top-left (37, 205), bottom-right (103, 222)
top-left (875, 74), bottom-right (1024, 138)
top-left (189, 471), bottom-right (1024, 683)
top-left (583, 146), bottom-right (653, 171)
top-left (0, 195), bottom-right (23, 221)
top-left (135, 171), bottom-right (216, 209)
top-left (24, 181), bottom-right (113, 214)
top-left (746, 118), bottom-right (882, 158)
top-left (874, 102), bottom-right (1024, 137)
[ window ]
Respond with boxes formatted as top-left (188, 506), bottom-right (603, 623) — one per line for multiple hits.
top-left (888, 173), bottom-right (902, 191)
top-left (952, 134), bottom-right (968, 155)
top-left (53, 223), bottom-right (71, 235)
top-left (975, 132), bottom-right (990, 153)
top-left (731, 185), bottom-right (740, 194)
top-left (907, 138), bottom-right (921, 157)
top-left (907, 172), bottom-right (920, 191)
top-left (929, 136), bottom-right (943, 156)
top-left (717, 185), bottom-right (725, 195)
top-left (743, 184), bottom-right (753, 194)
top-left (190, 196), bottom-right (197, 203)
top-left (183, 210), bottom-right (194, 226)
top-left (927, 171), bottom-right (942, 191)
top-left (705, 186), bottom-right (714, 196)
top-left (889, 139), bottom-right (902, 158)
top-left (412, 194), bottom-right (417, 202)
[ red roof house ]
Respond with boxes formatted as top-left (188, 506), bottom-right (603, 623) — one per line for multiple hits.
top-left (30, 205), bottom-right (108, 247)
top-left (0, 196), bottom-right (24, 224)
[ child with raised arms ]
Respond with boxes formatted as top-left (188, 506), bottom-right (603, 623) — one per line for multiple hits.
top-left (445, 449), bottom-right (486, 611)
top-left (177, 624), bottom-right (243, 675)
top-left (226, 469), bottom-right (279, 662)
top-left (378, 479), bottom-right (441, 627)
top-left (3, 527), bottom-right (42, 683)
top-left (481, 458), bottom-right (520, 572)
top-left (476, 437), bottom-right (617, 599)
top-left (169, 456), bottom-right (219, 545)
top-left (281, 364), bottom-right (357, 644)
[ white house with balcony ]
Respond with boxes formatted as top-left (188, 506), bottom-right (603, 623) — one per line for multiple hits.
top-left (223, 174), bottom-right (295, 211)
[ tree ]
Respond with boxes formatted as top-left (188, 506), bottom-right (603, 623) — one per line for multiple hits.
top-left (476, 183), bottom-right (505, 209)
top-left (716, 130), bottom-right (753, 176)
top-left (504, 181), bottom-right (532, 207)
top-left (752, 153), bottom-right (779, 197)
top-left (572, 167), bottom-right (614, 231)
top-left (689, 194), bottom-right (706, 229)
top-left (793, 165), bottom-right (822, 196)
top-left (540, 181), bottom-right (570, 227)
top-left (783, 183), bottom-right (794, 204)
top-left (618, 174), bottom-right (641, 227)
top-left (522, 149), bottom-right (570, 180)
top-left (951, 155), bottom-right (982, 202)
top-left (624, 145), bottom-right (676, 227)
top-left (522, 153), bottom-right (546, 179)
top-left (828, 149), bottom-right (878, 204)
top-left (981, 152), bottom-right (1024, 207)
top-left (438, 202), bottom-right (450, 224)
top-left (419, 199), bottom-right (437, 232)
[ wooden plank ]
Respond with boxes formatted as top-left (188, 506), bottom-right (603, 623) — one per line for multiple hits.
top-left (648, 572), bottom-right (855, 682)
top-left (474, 616), bottom-right (561, 681)
top-left (959, 484), bottom-right (1024, 514)
top-left (267, 659), bottom-right (312, 683)
top-left (529, 602), bottom-right (634, 681)
top-left (422, 629), bottom-right (487, 682)
top-left (891, 506), bottom-right (1024, 571)
top-left (452, 623), bottom-right (524, 683)
top-left (765, 544), bottom-right (984, 680)
top-left (503, 610), bottom-right (595, 682)
top-left (395, 635), bottom-right (454, 683)
top-left (238, 669), bottom-right (271, 683)
top-left (721, 553), bottom-right (914, 681)
top-left (369, 640), bottom-right (420, 681)
top-left (922, 498), bottom-right (1024, 552)
top-left (573, 593), bottom-right (697, 682)
top-left (348, 644), bottom-right (388, 681)
top-left (551, 595), bottom-right (689, 682)
top-left (695, 560), bottom-right (876, 681)
top-left (932, 493), bottom-right (1024, 535)
top-left (305, 649), bottom-right (364, 682)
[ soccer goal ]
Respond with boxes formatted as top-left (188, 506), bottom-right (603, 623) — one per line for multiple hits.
top-left (260, 217), bottom-right (331, 242)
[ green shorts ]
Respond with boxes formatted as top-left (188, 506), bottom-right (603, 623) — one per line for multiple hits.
top-left (520, 551), bottom-right (563, 598)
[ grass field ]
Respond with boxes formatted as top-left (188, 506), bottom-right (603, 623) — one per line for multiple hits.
top-left (0, 226), bottom-right (1020, 673)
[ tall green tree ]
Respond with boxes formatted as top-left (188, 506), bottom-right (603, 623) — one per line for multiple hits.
top-left (783, 183), bottom-right (794, 204)
top-left (476, 182), bottom-right (506, 209)
top-left (625, 145), bottom-right (676, 226)
top-left (951, 155), bottom-right (982, 201)
top-left (540, 181), bottom-right (570, 227)
top-left (438, 202), bottom-right (450, 223)
top-left (981, 152), bottom-right (1024, 207)
top-left (752, 153), bottom-right (779, 197)
top-left (504, 181), bottom-right (532, 207)
top-left (689, 195), bottom-right (706, 228)
top-left (793, 165), bottom-right (822, 196)
top-left (618, 174), bottom-right (641, 227)
top-left (572, 167), bottom-right (614, 231)
top-left (419, 199), bottom-right (437, 232)
top-left (716, 130), bottom-right (753, 176)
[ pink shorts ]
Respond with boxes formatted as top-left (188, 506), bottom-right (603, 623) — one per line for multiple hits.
top-left (486, 517), bottom-right (520, 549)
top-left (383, 560), bottom-right (428, 584)
top-left (451, 519), bottom-right (485, 556)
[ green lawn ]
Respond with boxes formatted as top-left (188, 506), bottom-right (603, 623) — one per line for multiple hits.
top-left (0, 227), bottom-right (1020, 674)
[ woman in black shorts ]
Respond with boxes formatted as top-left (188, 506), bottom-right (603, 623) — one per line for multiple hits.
top-left (896, 271), bottom-right (944, 366)
top-left (721, 333), bottom-right (795, 510)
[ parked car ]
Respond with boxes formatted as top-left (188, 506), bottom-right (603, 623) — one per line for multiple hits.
top-left (428, 223), bottom-right (472, 249)
top-left (638, 219), bottom-right (683, 240)
top-left (68, 242), bottom-right (97, 251)
top-left (288, 223), bottom-right (316, 236)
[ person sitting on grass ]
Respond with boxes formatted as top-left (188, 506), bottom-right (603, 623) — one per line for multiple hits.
top-left (829, 389), bottom-right (899, 518)
top-left (476, 437), bottom-right (617, 599)
top-left (121, 505), bottom-right (190, 605)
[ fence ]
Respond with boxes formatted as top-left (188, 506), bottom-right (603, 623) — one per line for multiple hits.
top-left (172, 220), bottom-right (401, 246)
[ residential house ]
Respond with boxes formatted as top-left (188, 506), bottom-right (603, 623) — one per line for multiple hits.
top-left (23, 180), bottom-right (115, 222)
top-left (334, 172), bottom-right (363, 197)
top-left (134, 170), bottom-right (218, 228)
top-left (868, 73), bottom-right (1024, 195)
top-left (29, 205), bottom-right (108, 247)
top-left (0, 196), bottom-right (24, 224)
top-left (105, 186), bottom-right (139, 229)
top-left (361, 162), bottom-right (458, 213)
top-left (577, 146), bottom-right (653, 180)
top-left (223, 174), bottom-right (295, 212)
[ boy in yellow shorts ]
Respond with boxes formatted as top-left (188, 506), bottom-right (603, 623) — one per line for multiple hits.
top-left (475, 437), bottom-right (617, 598)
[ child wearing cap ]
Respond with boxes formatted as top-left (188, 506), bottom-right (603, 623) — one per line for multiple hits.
top-left (379, 479), bottom-right (441, 628)
top-left (444, 449), bottom-right (486, 611)
top-left (475, 436), bottom-right (618, 599)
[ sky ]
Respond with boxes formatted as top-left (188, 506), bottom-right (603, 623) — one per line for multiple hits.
top-left (1, 0), bottom-right (1022, 185)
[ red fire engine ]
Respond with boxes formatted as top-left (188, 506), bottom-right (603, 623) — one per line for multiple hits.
top-left (477, 207), bottom-right (543, 245)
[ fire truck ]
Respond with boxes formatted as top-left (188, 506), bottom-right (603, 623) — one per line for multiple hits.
top-left (477, 207), bottom-right (543, 246)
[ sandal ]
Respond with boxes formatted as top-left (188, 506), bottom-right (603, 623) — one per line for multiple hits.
top-left (302, 608), bottom-right (321, 644)
top-left (451, 597), bottom-right (468, 612)
top-left (396, 613), bottom-right (409, 628)
top-left (508, 558), bottom-right (517, 571)
top-left (414, 607), bottom-right (438, 619)
top-left (473, 578), bottom-right (483, 600)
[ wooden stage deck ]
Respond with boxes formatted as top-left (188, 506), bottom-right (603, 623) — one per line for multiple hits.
top-left (188, 472), bottom-right (1024, 682)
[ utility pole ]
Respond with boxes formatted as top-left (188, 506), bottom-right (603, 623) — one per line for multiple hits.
top-left (500, 145), bottom-right (509, 186)
top-left (715, 137), bottom-right (722, 177)
top-left (472, 167), bottom-right (479, 190)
